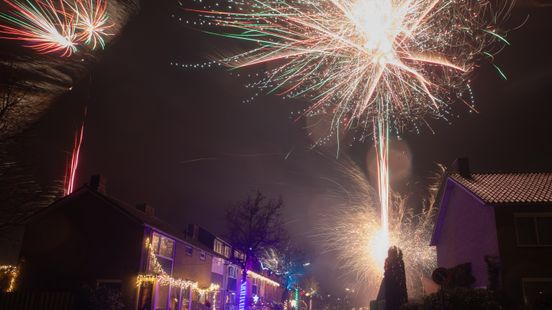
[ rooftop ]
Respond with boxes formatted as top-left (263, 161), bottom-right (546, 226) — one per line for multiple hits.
top-left (450, 172), bottom-right (552, 204)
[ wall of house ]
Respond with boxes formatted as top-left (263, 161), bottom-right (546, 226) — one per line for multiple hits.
top-left (18, 191), bottom-right (145, 310)
top-left (171, 240), bottom-right (213, 289)
top-left (435, 180), bottom-right (500, 288)
top-left (494, 204), bottom-right (552, 307)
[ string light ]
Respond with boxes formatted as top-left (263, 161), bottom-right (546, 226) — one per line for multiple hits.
top-left (136, 238), bottom-right (220, 293)
top-left (246, 270), bottom-right (280, 287)
top-left (0, 265), bottom-right (18, 292)
top-left (238, 281), bottom-right (246, 310)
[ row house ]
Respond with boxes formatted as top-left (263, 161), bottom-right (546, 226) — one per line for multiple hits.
top-left (15, 175), bottom-right (282, 310)
top-left (186, 225), bottom-right (284, 309)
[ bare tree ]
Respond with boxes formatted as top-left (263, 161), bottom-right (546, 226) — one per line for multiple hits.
top-left (0, 62), bottom-right (33, 134)
top-left (225, 190), bottom-right (285, 282)
top-left (0, 156), bottom-right (62, 239)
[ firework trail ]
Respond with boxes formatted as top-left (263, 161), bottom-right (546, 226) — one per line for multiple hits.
top-left (0, 0), bottom-right (78, 56)
top-left (64, 109), bottom-right (85, 195)
top-left (317, 159), bottom-right (445, 299)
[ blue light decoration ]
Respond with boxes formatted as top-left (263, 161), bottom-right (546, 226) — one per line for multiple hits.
top-left (295, 287), bottom-right (299, 309)
top-left (239, 280), bottom-right (247, 310)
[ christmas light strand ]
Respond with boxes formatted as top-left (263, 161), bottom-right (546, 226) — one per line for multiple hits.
top-left (136, 238), bottom-right (220, 294)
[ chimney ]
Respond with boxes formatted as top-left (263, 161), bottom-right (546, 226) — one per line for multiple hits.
top-left (186, 224), bottom-right (199, 240)
top-left (136, 203), bottom-right (155, 217)
top-left (455, 157), bottom-right (471, 179)
top-left (89, 174), bottom-right (107, 194)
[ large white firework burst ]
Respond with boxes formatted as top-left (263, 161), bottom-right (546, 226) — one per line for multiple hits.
top-left (185, 0), bottom-right (512, 135)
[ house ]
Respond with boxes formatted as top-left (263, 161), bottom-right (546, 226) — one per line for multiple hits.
top-left (186, 224), bottom-right (284, 309)
top-left (14, 175), bottom-right (283, 310)
top-left (431, 159), bottom-right (552, 307)
top-left (186, 224), bottom-right (242, 309)
top-left (16, 175), bottom-right (220, 310)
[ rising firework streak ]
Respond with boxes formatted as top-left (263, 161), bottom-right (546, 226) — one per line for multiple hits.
top-left (64, 111), bottom-right (85, 196)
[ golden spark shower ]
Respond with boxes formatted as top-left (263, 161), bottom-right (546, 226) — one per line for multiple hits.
top-left (184, 0), bottom-right (511, 282)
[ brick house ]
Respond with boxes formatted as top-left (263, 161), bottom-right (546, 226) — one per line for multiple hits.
top-left (17, 177), bottom-right (219, 309)
top-left (431, 161), bottom-right (552, 307)
top-left (15, 176), bottom-right (283, 310)
top-left (186, 225), bottom-right (284, 309)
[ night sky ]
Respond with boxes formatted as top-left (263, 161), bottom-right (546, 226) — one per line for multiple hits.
top-left (9, 0), bottom-right (552, 298)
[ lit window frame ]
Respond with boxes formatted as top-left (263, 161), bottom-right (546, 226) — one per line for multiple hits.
top-left (214, 239), bottom-right (224, 255)
top-left (151, 231), bottom-right (176, 259)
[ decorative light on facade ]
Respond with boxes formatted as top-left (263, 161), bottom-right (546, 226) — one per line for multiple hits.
top-left (246, 270), bottom-right (280, 287)
top-left (0, 265), bottom-right (18, 292)
top-left (136, 238), bottom-right (220, 293)
top-left (238, 281), bottom-right (247, 310)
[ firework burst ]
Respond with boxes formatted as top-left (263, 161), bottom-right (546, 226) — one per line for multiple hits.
top-left (186, 0), bottom-right (511, 134)
top-left (71, 0), bottom-right (112, 49)
top-left (185, 1), bottom-right (511, 272)
top-left (0, 0), bottom-right (113, 55)
top-left (317, 159), bottom-right (444, 298)
top-left (0, 0), bottom-right (78, 56)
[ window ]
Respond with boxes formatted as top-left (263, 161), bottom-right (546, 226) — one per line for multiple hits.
top-left (228, 266), bottom-right (237, 279)
top-left (200, 251), bottom-right (206, 261)
top-left (150, 232), bottom-right (174, 275)
top-left (214, 239), bottom-right (224, 255)
top-left (522, 278), bottom-right (552, 307)
top-left (212, 257), bottom-right (224, 275)
top-left (223, 245), bottom-right (231, 258)
top-left (151, 232), bottom-right (175, 258)
top-left (215, 239), bottom-right (232, 258)
top-left (185, 245), bottom-right (193, 256)
top-left (515, 214), bottom-right (552, 246)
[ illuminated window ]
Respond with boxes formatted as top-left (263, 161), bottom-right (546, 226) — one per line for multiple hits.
top-left (150, 232), bottom-right (175, 274)
top-left (515, 214), bottom-right (552, 246)
top-left (214, 239), bottom-right (224, 255)
top-left (151, 232), bottom-right (175, 258)
top-left (223, 246), bottom-right (231, 258)
top-left (151, 233), bottom-right (160, 253)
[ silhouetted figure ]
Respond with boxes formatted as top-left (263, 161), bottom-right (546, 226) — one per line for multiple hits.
top-left (384, 246), bottom-right (408, 310)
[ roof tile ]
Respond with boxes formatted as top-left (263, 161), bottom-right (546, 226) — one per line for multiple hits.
top-left (450, 172), bottom-right (552, 204)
